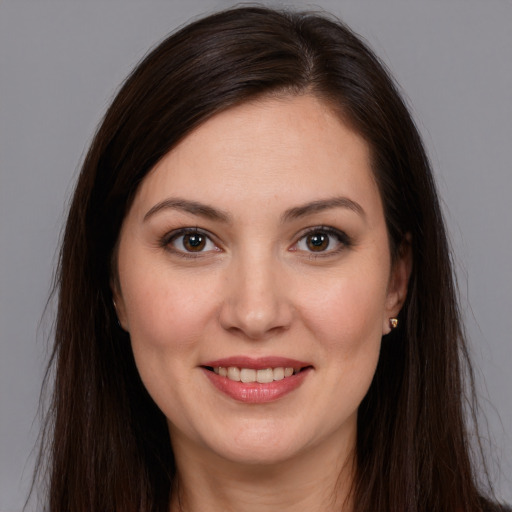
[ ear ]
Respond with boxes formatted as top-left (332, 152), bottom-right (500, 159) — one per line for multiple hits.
top-left (110, 277), bottom-right (129, 332)
top-left (382, 236), bottom-right (412, 335)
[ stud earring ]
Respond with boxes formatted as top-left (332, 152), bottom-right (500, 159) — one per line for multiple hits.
top-left (389, 317), bottom-right (398, 329)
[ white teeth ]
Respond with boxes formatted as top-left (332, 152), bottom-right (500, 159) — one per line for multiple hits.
top-left (273, 367), bottom-right (285, 381)
top-left (256, 368), bottom-right (274, 383)
top-left (213, 366), bottom-right (301, 382)
top-left (240, 368), bottom-right (256, 383)
top-left (227, 366), bottom-right (240, 381)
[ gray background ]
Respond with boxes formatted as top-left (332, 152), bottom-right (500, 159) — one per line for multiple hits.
top-left (1, 1), bottom-right (511, 510)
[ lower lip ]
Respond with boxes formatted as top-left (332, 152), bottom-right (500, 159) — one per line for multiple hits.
top-left (202, 368), bottom-right (311, 403)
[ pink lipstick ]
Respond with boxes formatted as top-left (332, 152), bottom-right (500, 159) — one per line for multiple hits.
top-left (201, 357), bottom-right (312, 403)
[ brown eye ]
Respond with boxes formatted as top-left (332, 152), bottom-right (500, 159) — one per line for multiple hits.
top-left (168, 230), bottom-right (217, 254)
top-left (294, 227), bottom-right (349, 255)
top-left (183, 233), bottom-right (206, 252)
top-left (306, 232), bottom-right (330, 251)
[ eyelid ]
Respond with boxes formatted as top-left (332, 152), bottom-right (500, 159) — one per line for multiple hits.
top-left (159, 225), bottom-right (350, 258)
top-left (291, 225), bottom-right (351, 254)
top-left (161, 227), bottom-right (221, 257)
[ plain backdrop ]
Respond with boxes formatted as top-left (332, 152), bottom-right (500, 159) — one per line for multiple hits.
top-left (1, 1), bottom-right (511, 510)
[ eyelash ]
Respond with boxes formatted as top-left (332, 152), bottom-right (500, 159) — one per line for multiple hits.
top-left (160, 228), bottom-right (220, 259)
top-left (160, 226), bottom-right (351, 259)
top-left (292, 226), bottom-right (351, 257)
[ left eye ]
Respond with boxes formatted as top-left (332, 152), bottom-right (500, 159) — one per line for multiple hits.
top-left (295, 229), bottom-right (347, 253)
top-left (169, 231), bottom-right (217, 253)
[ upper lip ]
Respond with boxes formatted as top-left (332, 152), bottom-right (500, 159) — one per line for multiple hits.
top-left (201, 356), bottom-right (312, 370)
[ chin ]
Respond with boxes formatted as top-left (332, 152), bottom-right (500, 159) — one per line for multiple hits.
top-left (205, 423), bottom-right (315, 467)
top-left (216, 443), bottom-right (302, 467)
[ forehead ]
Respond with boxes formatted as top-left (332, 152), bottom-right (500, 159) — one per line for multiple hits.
top-left (130, 94), bottom-right (382, 222)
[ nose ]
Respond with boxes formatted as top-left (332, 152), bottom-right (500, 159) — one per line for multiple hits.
top-left (218, 253), bottom-right (293, 340)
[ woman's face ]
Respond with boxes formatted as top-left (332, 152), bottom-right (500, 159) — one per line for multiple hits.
top-left (114, 95), bottom-right (410, 467)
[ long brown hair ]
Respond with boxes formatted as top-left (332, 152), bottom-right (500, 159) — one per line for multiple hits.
top-left (37, 6), bottom-right (501, 511)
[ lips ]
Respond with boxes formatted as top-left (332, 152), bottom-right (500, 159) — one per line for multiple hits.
top-left (201, 357), bottom-right (312, 403)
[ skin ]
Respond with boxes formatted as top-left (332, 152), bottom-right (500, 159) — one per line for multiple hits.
top-left (113, 94), bottom-right (411, 512)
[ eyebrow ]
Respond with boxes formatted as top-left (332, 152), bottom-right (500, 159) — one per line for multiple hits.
top-left (143, 198), bottom-right (231, 223)
top-left (281, 197), bottom-right (365, 222)
top-left (143, 195), bottom-right (365, 224)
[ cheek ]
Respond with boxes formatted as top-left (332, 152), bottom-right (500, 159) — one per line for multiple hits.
top-left (119, 264), bottom-right (219, 421)
top-left (120, 261), bottom-right (217, 362)
top-left (297, 262), bottom-right (389, 359)
top-left (285, 264), bottom-right (388, 436)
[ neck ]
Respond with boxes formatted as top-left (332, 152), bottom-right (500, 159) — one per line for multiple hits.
top-left (169, 432), bottom-right (356, 512)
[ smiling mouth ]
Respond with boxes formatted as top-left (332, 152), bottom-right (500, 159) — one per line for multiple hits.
top-left (203, 366), bottom-right (310, 384)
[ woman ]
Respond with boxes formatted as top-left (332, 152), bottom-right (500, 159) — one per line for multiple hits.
top-left (37, 6), bottom-right (507, 512)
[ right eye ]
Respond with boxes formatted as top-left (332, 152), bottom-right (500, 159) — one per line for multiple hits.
top-left (166, 229), bottom-right (219, 255)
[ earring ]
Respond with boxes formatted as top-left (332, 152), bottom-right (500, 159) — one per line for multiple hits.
top-left (389, 317), bottom-right (398, 329)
